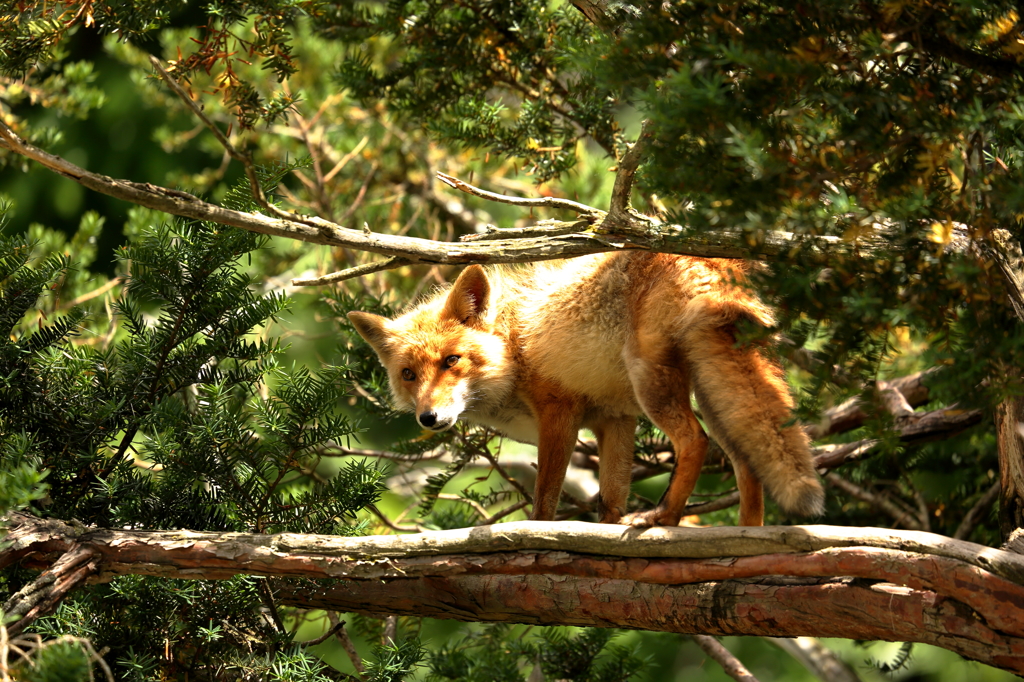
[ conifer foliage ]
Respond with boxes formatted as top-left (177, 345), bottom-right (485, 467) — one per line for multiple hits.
top-left (8, 0), bottom-right (1024, 680)
top-left (0, 205), bottom-right (387, 679)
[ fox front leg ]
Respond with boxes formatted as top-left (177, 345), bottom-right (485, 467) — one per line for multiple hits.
top-left (527, 382), bottom-right (585, 521)
top-left (590, 416), bottom-right (637, 523)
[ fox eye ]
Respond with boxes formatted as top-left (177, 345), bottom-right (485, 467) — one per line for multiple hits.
top-left (444, 355), bottom-right (460, 368)
top-left (401, 368), bottom-right (415, 381)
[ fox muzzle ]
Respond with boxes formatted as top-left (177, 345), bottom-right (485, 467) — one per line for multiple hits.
top-left (418, 410), bottom-right (455, 431)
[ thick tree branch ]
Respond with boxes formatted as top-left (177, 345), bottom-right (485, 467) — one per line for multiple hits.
top-left (805, 369), bottom-right (937, 440)
top-left (985, 228), bottom-right (1024, 537)
top-left (0, 117), bottom-right (876, 276)
top-left (573, 398), bottom-right (982, 486)
top-left (2, 545), bottom-right (100, 637)
top-left (6, 512), bottom-right (1024, 673)
top-left (607, 120), bottom-right (656, 226)
top-left (276, 571), bottom-right (1024, 672)
top-left (569, 1), bottom-right (618, 32)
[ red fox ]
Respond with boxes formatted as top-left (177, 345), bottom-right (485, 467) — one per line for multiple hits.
top-left (348, 252), bottom-right (824, 526)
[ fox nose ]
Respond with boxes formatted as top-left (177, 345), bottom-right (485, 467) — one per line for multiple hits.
top-left (418, 411), bottom-right (437, 428)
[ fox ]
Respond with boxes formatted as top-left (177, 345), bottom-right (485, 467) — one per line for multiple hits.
top-left (348, 251), bottom-right (824, 527)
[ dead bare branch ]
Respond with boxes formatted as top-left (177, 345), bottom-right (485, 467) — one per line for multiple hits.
top-left (955, 480), bottom-right (1002, 540)
top-left (824, 473), bottom-right (924, 530)
top-left (326, 612), bottom-right (365, 676)
top-left (436, 171), bottom-right (602, 216)
top-left (692, 635), bottom-right (761, 682)
top-left (0, 115), bottom-right (876, 277)
top-left (767, 637), bottom-right (862, 682)
top-left (291, 256), bottom-right (412, 286)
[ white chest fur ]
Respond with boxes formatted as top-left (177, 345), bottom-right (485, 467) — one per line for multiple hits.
top-left (465, 402), bottom-right (540, 445)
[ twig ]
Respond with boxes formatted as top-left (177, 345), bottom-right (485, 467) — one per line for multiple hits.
top-left (912, 486), bottom-right (932, 533)
top-left (327, 612), bottom-right (365, 676)
top-left (459, 219), bottom-right (589, 242)
top-left (291, 256), bottom-right (412, 286)
top-left (324, 135), bottom-right (370, 184)
top-left (256, 578), bottom-right (287, 635)
top-left (477, 449), bottom-right (533, 504)
top-left (684, 491), bottom-right (741, 516)
top-left (301, 620), bottom-right (346, 647)
top-left (316, 444), bottom-right (450, 462)
top-left (61, 277), bottom-right (122, 309)
top-left (825, 472), bottom-right (924, 530)
top-left (692, 635), bottom-right (761, 682)
top-left (368, 504), bottom-right (425, 533)
top-left (1, 630), bottom-right (114, 682)
top-left (382, 615), bottom-right (397, 646)
top-left (149, 56), bottom-right (241, 165)
top-left (767, 637), bottom-right (862, 682)
top-left (337, 161), bottom-right (380, 226)
top-left (483, 499), bottom-right (530, 525)
top-left (148, 56), bottom-right (292, 223)
top-left (955, 480), bottom-right (1001, 540)
top-left (438, 494), bottom-right (489, 520)
top-left (436, 171), bottom-right (602, 216)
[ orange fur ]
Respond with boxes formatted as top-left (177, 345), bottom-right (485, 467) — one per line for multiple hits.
top-left (348, 252), bottom-right (824, 526)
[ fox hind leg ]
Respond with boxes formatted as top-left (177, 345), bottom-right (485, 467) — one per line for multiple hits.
top-left (734, 459), bottom-right (765, 526)
top-left (621, 346), bottom-right (709, 528)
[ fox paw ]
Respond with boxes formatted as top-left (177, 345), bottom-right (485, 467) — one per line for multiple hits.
top-left (620, 507), bottom-right (682, 528)
top-left (597, 503), bottom-right (626, 524)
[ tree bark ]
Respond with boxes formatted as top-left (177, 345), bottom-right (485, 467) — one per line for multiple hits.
top-left (990, 230), bottom-right (1024, 538)
top-left (997, 398), bottom-right (1024, 537)
top-left (5, 513), bottom-right (1024, 673)
top-left (0, 119), bottom-right (924, 275)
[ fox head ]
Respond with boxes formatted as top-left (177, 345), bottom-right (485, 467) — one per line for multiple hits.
top-left (348, 265), bottom-right (513, 432)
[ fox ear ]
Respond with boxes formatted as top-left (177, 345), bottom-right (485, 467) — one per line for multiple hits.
top-left (443, 265), bottom-right (490, 327)
top-left (347, 312), bottom-right (393, 359)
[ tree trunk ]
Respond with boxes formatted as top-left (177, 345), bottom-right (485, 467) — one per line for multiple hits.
top-left (992, 230), bottom-right (1024, 538)
top-left (998, 398), bottom-right (1024, 537)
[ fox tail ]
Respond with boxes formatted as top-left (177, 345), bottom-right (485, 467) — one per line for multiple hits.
top-left (678, 295), bottom-right (825, 517)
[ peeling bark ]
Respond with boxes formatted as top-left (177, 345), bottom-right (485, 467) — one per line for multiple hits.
top-left (1, 545), bottom-right (99, 637)
top-left (997, 398), bottom-right (1024, 538)
top-left (273, 572), bottom-right (1024, 672)
top-left (5, 513), bottom-right (1024, 673)
top-left (989, 230), bottom-right (1024, 539)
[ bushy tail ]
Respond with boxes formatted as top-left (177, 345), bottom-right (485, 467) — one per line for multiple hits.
top-left (678, 295), bottom-right (825, 517)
